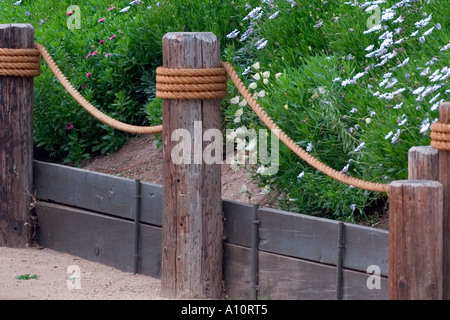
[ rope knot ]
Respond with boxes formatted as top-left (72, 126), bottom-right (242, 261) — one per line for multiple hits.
top-left (0, 46), bottom-right (41, 77)
top-left (155, 66), bottom-right (227, 100)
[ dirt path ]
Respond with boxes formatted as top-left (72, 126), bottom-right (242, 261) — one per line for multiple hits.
top-left (0, 247), bottom-right (163, 300)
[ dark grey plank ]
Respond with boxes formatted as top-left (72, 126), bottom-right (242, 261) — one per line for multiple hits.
top-left (33, 160), bottom-right (162, 226)
top-left (258, 207), bottom-right (339, 264)
top-left (344, 223), bottom-right (389, 276)
top-left (223, 200), bottom-right (254, 247)
top-left (258, 207), bottom-right (389, 275)
top-left (258, 250), bottom-right (387, 300)
top-left (222, 243), bottom-right (253, 300)
top-left (36, 202), bottom-right (161, 279)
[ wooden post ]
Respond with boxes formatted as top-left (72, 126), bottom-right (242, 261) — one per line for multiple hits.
top-left (437, 102), bottom-right (450, 299)
top-left (388, 180), bottom-right (443, 300)
top-left (0, 24), bottom-right (35, 247)
top-left (408, 146), bottom-right (439, 181)
top-left (161, 32), bottom-right (223, 299)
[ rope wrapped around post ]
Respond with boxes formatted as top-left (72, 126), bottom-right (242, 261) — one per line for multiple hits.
top-left (155, 66), bottom-right (228, 100)
top-left (0, 47), bottom-right (40, 76)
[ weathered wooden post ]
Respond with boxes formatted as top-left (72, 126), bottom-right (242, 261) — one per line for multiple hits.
top-left (388, 180), bottom-right (443, 299)
top-left (407, 101), bottom-right (450, 299)
top-left (0, 24), bottom-right (36, 247)
top-left (160, 32), bottom-right (224, 299)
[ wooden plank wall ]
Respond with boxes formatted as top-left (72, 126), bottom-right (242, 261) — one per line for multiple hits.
top-left (34, 161), bottom-right (388, 300)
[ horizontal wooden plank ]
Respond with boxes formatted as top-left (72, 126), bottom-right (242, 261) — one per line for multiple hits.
top-left (36, 202), bottom-right (162, 279)
top-left (33, 160), bottom-right (162, 226)
top-left (258, 249), bottom-right (387, 300)
top-left (223, 243), bottom-right (387, 300)
top-left (258, 207), bottom-right (389, 276)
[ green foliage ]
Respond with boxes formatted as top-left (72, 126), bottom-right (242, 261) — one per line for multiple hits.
top-left (2, 0), bottom-right (449, 221)
top-left (16, 274), bottom-right (39, 280)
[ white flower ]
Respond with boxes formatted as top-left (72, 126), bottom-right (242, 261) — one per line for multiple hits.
top-left (240, 184), bottom-right (248, 193)
top-left (230, 96), bottom-right (240, 104)
top-left (350, 107), bottom-right (358, 113)
top-left (415, 14), bottom-right (433, 28)
top-left (130, 0), bottom-right (141, 4)
top-left (255, 38), bottom-right (268, 50)
top-left (297, 171), bottom-right (305, 179)
top-left (258, 90), bottom-right (266, 98)
top-left (410, 30), bottom-right (419, 37)
top-left (354, 142), bottom-right (365, 152)
top-left (393, 102), bottom-right (403, 109)
top-left (256, 165), bottom-right (267, 174)
top-left (227, 29), bottom-right (240, 39)
top-left (234, 108), bottom-right (243, 117)
top-left (268, 11), bottom-right (280, 19)
top-left (306, 142), bottom-right (313, 152)
top-left (252, 62), bottom-right (260, 70)
top-left (391, 129), bottom-right (401, 144)
top-left (234, 117), bottom-right (241, 123)
top-left (397, 57), bottom-right (409, 68)
top-left (332, 77), bottom-right (341, 82)
top-left (423, 26), bottom-right (435, 36)
top-left (340, 163), bottom-right (350, 174)
top-left (249, 82), bottom-right (257, 90)
top-left (260, 185), bottom-right (270, 195)
top-left (253, 73), bottom-right (261, 81)
top-left (385, 131), bottom-right (393, 140)
top-left (13, 0), bottom-right (22, 5)
top-left (413, 87), bottom-right (425, 95)
top-left (364, 24), bottom-right (382, 34)
top-left (350, 204), bottom-right (356, 212)
top-left (314, 19), bottom-right (324, 28)
top-left (239, 99), bottom-right (248, 107)
top-left (420, 118), bottom-right (431, 134)
top-left (263, 78), bottom-right (269, 85)
top-left (120, 6), bottom-right (131, 12)
top-left (275, 73), bottom-right (283, 79)
top-left (365, 44), bottom-right (375, 51)
top-left (262, 71), bottom-right (270, 78)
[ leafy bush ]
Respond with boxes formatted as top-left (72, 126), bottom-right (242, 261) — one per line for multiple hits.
top-left (2, 0), bottom-right (449, 222)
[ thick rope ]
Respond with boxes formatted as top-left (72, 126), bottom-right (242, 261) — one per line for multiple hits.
top-left (35, 44), bottom-right (162, 134)
top-left (0, 47), bottom-right (40, 76)
top-left (155, 66), bottom-right (227, 100)
top-left (221, 62), bottom-right (389, 193)
top-left (431, 122), bottom-right (450, 150)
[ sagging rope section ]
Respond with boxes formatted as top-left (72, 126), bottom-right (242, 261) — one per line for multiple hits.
top-left (8, 43), bottom-right (438, 193)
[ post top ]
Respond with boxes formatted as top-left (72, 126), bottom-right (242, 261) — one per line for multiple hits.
top-left (0, 24), bottom-right (34, 30)
top-left (163, 32), bottom-right (217, 43)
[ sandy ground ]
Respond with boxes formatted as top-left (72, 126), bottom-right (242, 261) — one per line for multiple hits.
top-left (0, 246), bottom-right (163, 300)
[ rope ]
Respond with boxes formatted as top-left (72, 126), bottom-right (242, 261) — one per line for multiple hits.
top-left (35, 44), bottom-right (162, 134)
top-left (155, 66), bottom-right (227, 100)
top-left (2, 43), bottom-right (389, 192)
top-left (0, 47), bottom-right (40, 76)
top-left (221, 62), bottom-right (389, 193)
top-left (431, 122), bottom-right (450, 150)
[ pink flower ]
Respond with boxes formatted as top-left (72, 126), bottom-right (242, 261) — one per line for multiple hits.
top-left (85, 52), bottom-right (91, 59)
top-left (104, 53), bottom-right (111, 57)
top-left (109, 34), bottom-right (117, 40)
top-left (92, 50), bottom-right (98, 56)
top-left (98, 17), bottom-right (106, 23)
top-left (99, 40), bottom-right (105, 44)
top-left (66, 11), bottom-right (73, 16)
top-left (86, 72), bottom-right (92, 78)
top-left (82, 84), bottom-right (87, 89)
top-left (66, 123), bottom-right (74, 131)
top-left (108, 6), bottom-right (115, 11)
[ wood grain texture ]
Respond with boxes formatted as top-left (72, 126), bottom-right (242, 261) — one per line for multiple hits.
top-left (388, 180), bottom-right (443, 300)
top-left (33, 161), bottom-right (163, 226)
top-left (36, 202), bottom-right (162, 278)
top-left (0, 24), bottom-right (35, 247)
top-left (408, 146), bottom-right (439, 181)
top-left (438, 102), bottom-right (450, 299)
top-left (161, 33), bottom-right (223, 299)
